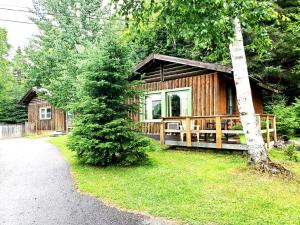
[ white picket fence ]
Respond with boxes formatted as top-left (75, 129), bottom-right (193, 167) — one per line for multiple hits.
top-left (0, 124), bottom-right (25, 139)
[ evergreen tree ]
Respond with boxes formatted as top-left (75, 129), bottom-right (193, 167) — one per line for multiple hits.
top-left (68, 28), bottom-right (150, 166)
top-left (0, 28), bottom-right (27, 124)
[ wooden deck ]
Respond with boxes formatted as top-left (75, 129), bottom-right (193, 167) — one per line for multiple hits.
top-left (156, 114), bottom-right (277, 151)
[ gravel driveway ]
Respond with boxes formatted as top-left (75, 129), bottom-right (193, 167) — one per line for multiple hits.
top-left (0, 138), bottom-right (171, 225)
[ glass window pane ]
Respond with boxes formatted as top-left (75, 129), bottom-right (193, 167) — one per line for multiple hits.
top-left (226, 86), bottom-right (236, 114)
top-left (145, 93), bottom-right (162, 120)
top-left (167, 91), bottom-right (188, 117)
top-left (46, 108), bottom-right (51, 113)
top-left (152, 100), bottom-right (161, 119)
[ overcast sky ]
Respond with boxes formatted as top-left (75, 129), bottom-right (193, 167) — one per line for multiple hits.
top-left (0, 0), bottom-right (38, 54)
top-left (0, 0), bottom-right (110, 55)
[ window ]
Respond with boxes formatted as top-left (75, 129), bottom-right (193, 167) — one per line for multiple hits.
top-left (145, 93), bottom-right (162, 120)
top-left (142, 88), bottom-right (191, 121)
top-left (226, 85), bottom-right (236, 114)
top-left (67, 112), bottom-right (74, 127)
top-left (40, 107), bottom-right (51, 120)
top-left (167, 90), bottom-right (189, 117)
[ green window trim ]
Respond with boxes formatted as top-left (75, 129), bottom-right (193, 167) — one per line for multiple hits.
top-left (140, 87), bottom-right (192, 122)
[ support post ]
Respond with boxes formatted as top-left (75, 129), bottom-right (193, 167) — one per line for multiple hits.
top-left (216, 116), bottom-right (222, 149)
top-left (160, 121), bottom-right (165, 145)
top-left (266, 115), bottom-right (270, 149)
top-left (257, 115), bottom-right (261, 130)
top-left (273, 116), bottom-right (277, 142)
top-left (186, 117), bottom-right (192, 147)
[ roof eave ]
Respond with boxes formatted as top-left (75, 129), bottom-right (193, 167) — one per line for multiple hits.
top-left (135, 53), bottom-right (233, 74)
top-left (19, 88), bottom-right (37, 105)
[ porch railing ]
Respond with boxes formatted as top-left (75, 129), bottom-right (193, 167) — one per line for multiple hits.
top-left (159, 114), bottom-right (277, 150)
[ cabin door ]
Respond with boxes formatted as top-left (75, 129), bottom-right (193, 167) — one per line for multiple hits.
top-left (55, 110), bottom-right (66, 131)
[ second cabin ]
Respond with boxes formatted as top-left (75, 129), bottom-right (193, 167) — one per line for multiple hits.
top-left (134, 54), bottom-right (278, 150)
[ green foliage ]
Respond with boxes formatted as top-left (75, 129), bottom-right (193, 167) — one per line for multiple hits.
top-left (232, 124), bottom-right (243, 130)
top-left (266, 96), bottom-right (299, 136)
top-left (293, 98), bottom-right (300, 135)
top-left (248, 0), bottom-right (300, 102)
top-left (24, 0), bottom-right (109, 110)
top-left (68, 28), bottom-right (149, 166)
top-left (284, 144), bottom-right (299, 162)
top-left (116, 0), bottom-right (278, 63)
top-left (0, 28), bottom-right (27, 124)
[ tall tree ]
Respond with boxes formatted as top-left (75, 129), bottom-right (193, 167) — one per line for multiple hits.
top-left (114, 0), bottom-right (288, 170)
top-left (247, 0), bottom-right (300, 102)
top-left (25, 0), bottom-right (109, 110)
top-left (68, 27), bottom-right (149, 166)
top-left (229, 18), bottom-right (267, 163)
top-left (0, 28), bottom-right (27, 124)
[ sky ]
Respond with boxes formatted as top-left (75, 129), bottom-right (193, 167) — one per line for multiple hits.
top-left (0, 0), bottom-right (111, 56)
top-left (0, 0), bottom-right (38, 55)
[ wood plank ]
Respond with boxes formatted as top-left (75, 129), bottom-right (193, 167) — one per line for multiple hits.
top-left (160, 64), bottom-right (164, 81)
top-left (192, 76), bottom-right (197, 116)
top-left (273, 116), bottom-right (277, 142)
top-left (186, 117), bottom-right (192, 147)
top-left (160, 122), bottom-right (165, 145)
top-left (210, 74), bottom-right (214, 115)
top-left (201, 75), bottom-right (205, 116)
top-left (164, 140), bottom-right (247, 150)
top-left (266, 115), bottom-right (270, 148)
top-left (216, 116), bottom-right (222, 149)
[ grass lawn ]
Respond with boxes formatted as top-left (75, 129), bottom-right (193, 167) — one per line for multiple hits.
top-left (23, 133), bottom-right (50, 139)
top-left (49, 135), bottom-right (300, 225)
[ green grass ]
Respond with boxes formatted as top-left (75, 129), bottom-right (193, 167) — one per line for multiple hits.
top-left (49, 136), bottom-right (300, 225)
top-left (23, 133), bottom-right (50, 139)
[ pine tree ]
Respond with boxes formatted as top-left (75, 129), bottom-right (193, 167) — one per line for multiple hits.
top-left (68, 28), bottom-right (150, 166)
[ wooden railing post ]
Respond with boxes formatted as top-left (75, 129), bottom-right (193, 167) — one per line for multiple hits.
top-left (216, 116), bottom-right (222, 149)
top-left (273, 116), bottom-right (277, 142)
top-left (266, 115), bottom-right (270, 149)
top-left (186, 117), bottom-right (192, 147)
top-left (160, 120), bottom-right (165, 145)
top-left (257, 114), bottom-right (261, 130)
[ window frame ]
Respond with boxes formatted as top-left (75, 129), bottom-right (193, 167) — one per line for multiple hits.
top-left (140, 87), bottom-right (192, 122)
top-left (39, 106), bottom-right (52, 120)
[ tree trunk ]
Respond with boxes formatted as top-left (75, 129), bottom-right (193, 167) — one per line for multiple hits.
top-left (229, 17), bottom-right (268, 164)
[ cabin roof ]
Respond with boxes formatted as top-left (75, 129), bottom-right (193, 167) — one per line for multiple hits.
top-left (19, 88), bottom-right (37, 104)
top-left (135, 53), bottom-right (278, 93)
top-left (135, 53), bottom-right (233, 74)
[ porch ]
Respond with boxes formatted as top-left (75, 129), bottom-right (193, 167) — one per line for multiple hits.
top-left (141, 114), bottom-right (277, 150)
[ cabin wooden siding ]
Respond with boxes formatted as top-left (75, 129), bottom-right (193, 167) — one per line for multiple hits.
top-left (137, 72), bottom-right (264, 134)
top-left (139, 72), bottom-right (220, 116)
top-left (28, 96), bottom-right (66, 133)
top-left (218, 75), bottom-right (263, 114)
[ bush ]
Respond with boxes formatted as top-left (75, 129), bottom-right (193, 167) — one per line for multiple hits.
top-left (293, 98), bottom-right (300, 135)
top-left (284, 144), bottom-right (299, 162)
top-left (265, 97), bottom-right (299, 137)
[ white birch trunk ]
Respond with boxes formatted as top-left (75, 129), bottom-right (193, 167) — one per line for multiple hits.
top-left (229, 17), bottom-right (268, 163)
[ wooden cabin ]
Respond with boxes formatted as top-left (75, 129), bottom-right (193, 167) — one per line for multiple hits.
top-left (134, 54), bottom-right (278, 150)
top-left (20, 89), bottom-right (70, 135)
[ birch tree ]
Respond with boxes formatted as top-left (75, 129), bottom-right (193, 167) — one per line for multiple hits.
top-left (229, 17), bottom-right (267, 163)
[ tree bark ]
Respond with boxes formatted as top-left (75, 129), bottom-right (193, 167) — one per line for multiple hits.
top-left (229, 17), bottom-right (268, 164)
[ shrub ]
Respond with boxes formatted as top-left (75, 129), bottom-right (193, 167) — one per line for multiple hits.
top-left (265, 97), bottom-right (299, 137)
top-left (284, 144), bottom-right (299, 162)
top-left (293, 98), bottom-right (300, 135)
